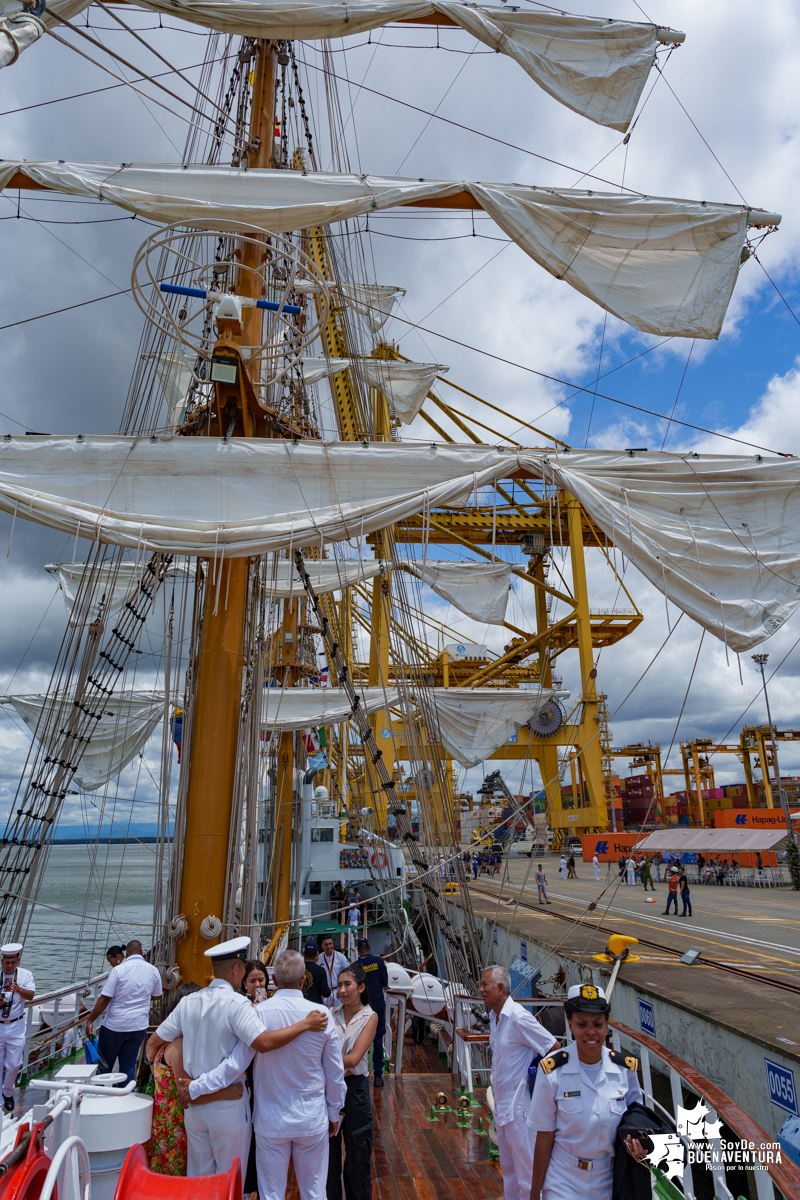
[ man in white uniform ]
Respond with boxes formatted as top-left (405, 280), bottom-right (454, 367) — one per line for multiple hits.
top-left (318, 934), bottom-right (348, 1009)
top-left (0, 944), bottom-right (35, 1113)
top-left (191, 949), bottom-right (346, 1200)
top-left (480, 966), bottom-right (559, 1200)
top-left (593, 853), bottom-right (600, 881)
top-left (147, 937), bottom-right (327, 1177)
top-left (85, 939), bottom-right (162, 1083)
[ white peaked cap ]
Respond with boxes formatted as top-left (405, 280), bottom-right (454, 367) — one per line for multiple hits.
top-left (567, 983), bottom-right (606, 1001)
top-left (1, 944), bottom-right (23, 956)
top-left (203, 936), bottom-right (251, 960)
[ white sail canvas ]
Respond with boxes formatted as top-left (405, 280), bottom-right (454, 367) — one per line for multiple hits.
top-left (0, 3), bottom-right (679, 132)
top-left (340, 284), bottom-right (404, 333)
top-left (0, 690), bottom-right (166, 790)
top-left (0, 162), bottom-right (771, 338)
top-left (45, 561), bottom-right (193, 625)
top-left (420, 687), bottom-right (560, 767)
top-left (402, 560), bottom-right (512, 625)
top-left (261, 686), bottom-right (398, 731)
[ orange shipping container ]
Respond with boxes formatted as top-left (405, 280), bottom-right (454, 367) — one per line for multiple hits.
top-left (714, 808), bottom-right (800, 829)
top-left (581, 833), bottom-right (650, 862)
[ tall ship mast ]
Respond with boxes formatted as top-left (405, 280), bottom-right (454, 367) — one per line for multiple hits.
top-left (0, 2), bottom-right (797, 1197)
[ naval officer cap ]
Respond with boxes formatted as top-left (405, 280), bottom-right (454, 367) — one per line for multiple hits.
top-left (0, 944), bottom-right (23, 957)
top-left (564, 983), bottom-right (610, 1014)
top-left (203, 936), bottom-right (251, 963)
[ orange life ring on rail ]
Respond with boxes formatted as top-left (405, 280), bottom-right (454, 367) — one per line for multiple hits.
top-left (370, 849), bottom-right (388, 869)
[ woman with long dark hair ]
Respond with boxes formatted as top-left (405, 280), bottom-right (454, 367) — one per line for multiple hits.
top-left (326, 964), bottom-right (378, 1200)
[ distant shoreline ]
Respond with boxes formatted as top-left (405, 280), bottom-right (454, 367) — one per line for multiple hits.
top-left (52, 837), bottom-right (173, 845)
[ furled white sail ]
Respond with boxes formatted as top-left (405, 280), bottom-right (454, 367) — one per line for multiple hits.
top-left (420, 687), bottom-right (561, 767)
top-left (340, 283), bottom-right (404, 332)
top-left (45, 560), bottom-right (193, 625)
top-left (299, 357), bottom-right (352, 385)
top-left (402, 561), bottom-right (512, 625)
top-left (1, 162), bottom-right (776, 338)
top-left (299, 358), bottom-right (444, 423)
top-left (7, 441), bottom-right (800, 651)
top-left (535, 449), bottom-right (800, 654)
top-left (0, 0), bottom-right (89, 69)
top-left (123, 5), bottom-right (680, 131)
top-left (145, 349), bottom-right (197, 429)
top-left (0, 690), bottom-right (166, 789)
top-left (269, 557), bottom-right (512, 624)
top-left (362, 360), bottom-right (447, 424)
top-left (0, 436), bottom-right (516, 556)
top-left (262, 686), bottom-right (398, 731)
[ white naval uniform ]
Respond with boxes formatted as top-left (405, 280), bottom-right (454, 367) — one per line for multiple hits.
top-left (593, 855), bottom-right (600, 881)
top-left (527, 1042), bottom-right (642, 1200)
top-left (0, 968), bottom-right (34, 1097)
top-left (490, 997), bottom-right (556, 1200)
top-left (192, 988), bottom-right (346, 1200)
top-left (156, 978), bottom-right (264, 1177)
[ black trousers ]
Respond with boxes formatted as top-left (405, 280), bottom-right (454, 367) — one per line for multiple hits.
top-left (326, 1075), bottom-right (373, 1200)
top-left (371, 1008), bottom-right (386, 1079)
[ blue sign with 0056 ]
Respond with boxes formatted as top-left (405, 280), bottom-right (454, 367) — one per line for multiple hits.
top-left (638, 999), bottom-right (656, 1037)
top-left (766, 1060), bottom-right (798, 1115)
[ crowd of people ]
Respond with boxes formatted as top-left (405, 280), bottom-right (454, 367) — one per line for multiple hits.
top-left (75, 934), bottom-right (390, 1200)
top-left (466, 849), bottom-right (502, 879)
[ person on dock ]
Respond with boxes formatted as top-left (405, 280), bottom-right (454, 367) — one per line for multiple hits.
top-left (481, 965), bottom-right (560, 1200)
top-left (319, 935), bottom-right (349, 1009)
top-left (559, 854), bottom-right (567, 880)
top-left (527, 984), bottom-right (646, 1199)
top-left (678, 867), bottom-right (692, 918)
top-left (567, 854), bottom-right (577, 880)
top-left (592, 853), bottom-right (600, 882)
top-left (327, 965), bottom-right (378, 1200)
top-left (191, 949), bottom-right (345, 1200)
top-left (640, 858), bottom-right (655, 892)
top-left (0, 943), bottom-right (35, 1114)
top-left (147, 938), bottom-right (327, 1178)
top-left (536, 864), bottom-right (551, 905)
top-left (303, 943), bottom-right (332, 1007)
top-left (85, 938), bottom-right (162, 1084)
top-left (663, 868), bottom-right (679, 915)
top-left (626, 856), bottom-right (636, 887)
top-left (354, 938), bottom-right (388, 1088)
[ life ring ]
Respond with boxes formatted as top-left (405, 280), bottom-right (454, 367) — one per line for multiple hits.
top-left (370, 849), bottom-right (388, 868)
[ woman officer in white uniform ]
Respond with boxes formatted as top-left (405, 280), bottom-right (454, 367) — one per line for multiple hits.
top-left (527, 984), bottom-right (646, 1199)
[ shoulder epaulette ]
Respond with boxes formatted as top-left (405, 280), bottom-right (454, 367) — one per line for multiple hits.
top-left (539, 1049), bottom-right (569, 1074)
top-left (609, 1049), bottom-right (639, 1072)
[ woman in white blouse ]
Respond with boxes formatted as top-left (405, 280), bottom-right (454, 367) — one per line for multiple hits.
top-left (326, 965), bottom-right (378, 1200)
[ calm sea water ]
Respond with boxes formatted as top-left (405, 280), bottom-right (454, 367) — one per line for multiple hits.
top-left (22, 844), bottom-right (167, 993)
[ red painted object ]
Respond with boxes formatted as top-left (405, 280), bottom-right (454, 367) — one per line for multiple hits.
top-left (0, 1120), bottom-right (55, 1200)
top-left (114, 1145), bottom-right (242, 1200)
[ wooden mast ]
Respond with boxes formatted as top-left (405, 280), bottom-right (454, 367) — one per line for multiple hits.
top-left (176, 42), bottom-right (279, 984)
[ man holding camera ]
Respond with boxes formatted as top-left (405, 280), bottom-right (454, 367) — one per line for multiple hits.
top-left (0, 943), bottom-right (35, 1114)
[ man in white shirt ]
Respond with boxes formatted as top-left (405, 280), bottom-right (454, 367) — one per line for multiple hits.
top-left (593, 852), bottom-right (600, 881)
top-left (480, 965), bottom-right (559, 1200)
top-left (0, 943), bottom-right (35, 1113)
top-left (190, 949), bottom-right (346, 1200)
top-left (147, 937), bottom-right (328, 1177)
top-left (318, 934), bottom-right (348, 1009)
top-left (85, 939), bottom-right (162, 1084)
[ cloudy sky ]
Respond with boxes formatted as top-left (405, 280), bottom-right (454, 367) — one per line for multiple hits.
top-left (0, 0), bottom-right (799, 835)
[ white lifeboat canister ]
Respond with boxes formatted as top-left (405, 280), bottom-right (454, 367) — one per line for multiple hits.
top-left (410, 972), bottom-right (446, 1018)
top-left (385, 962), bottom-right (414, 993)
top-left (79, 1090), bottom-right (153, 1200)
